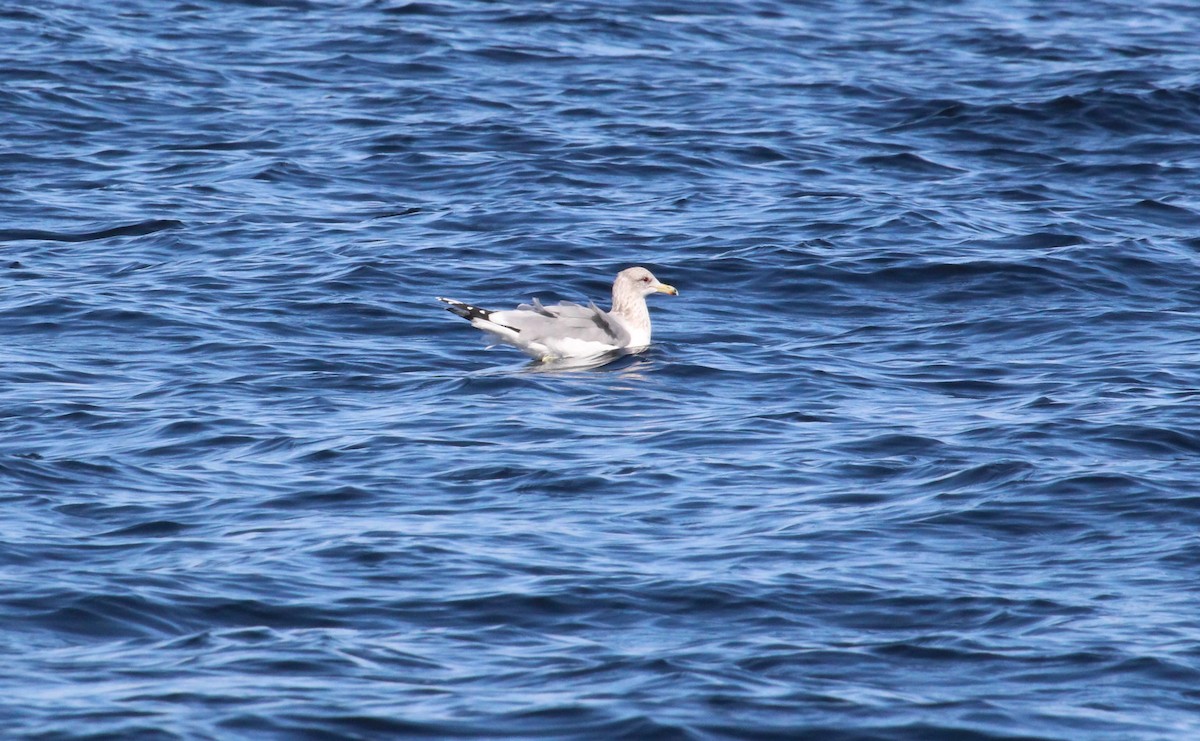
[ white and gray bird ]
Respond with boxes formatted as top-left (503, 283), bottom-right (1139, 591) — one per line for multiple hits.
top-left (438, 266), bottom-right (678, 362)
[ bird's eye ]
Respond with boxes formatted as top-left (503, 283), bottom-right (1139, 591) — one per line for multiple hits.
top-left (641, 276), bottom-right (651, 282)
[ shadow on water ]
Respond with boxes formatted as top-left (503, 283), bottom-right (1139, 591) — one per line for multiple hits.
top-left (521, 349), bottom-right (656, 374)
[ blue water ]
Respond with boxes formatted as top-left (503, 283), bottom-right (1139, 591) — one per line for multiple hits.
top-left (4, 1), bottom-right (1200, 738)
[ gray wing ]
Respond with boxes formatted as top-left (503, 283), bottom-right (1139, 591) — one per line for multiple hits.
top-left (491, 299), bottom-right (631, 346)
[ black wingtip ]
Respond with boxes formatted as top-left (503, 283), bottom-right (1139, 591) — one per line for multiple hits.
top-left (438, 297), bottom-right (493, 323)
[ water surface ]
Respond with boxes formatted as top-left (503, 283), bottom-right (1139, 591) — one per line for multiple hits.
top-left (3, 1), bottom-right (1200, 738)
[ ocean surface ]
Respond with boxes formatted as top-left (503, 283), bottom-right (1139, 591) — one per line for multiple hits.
top-left (4, 1), bottom-right (1200, 738)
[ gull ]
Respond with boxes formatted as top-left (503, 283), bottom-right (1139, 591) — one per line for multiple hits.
top-left (438, 266), bottom-right (678, 362)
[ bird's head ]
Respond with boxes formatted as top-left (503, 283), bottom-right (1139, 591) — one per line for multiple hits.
top-left (618, 266), bottom-right (678, 298)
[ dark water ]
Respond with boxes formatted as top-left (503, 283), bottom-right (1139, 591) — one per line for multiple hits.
top-left (4, 1), bottom-right (1200, 738)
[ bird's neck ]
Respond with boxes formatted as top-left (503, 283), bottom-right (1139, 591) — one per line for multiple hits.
top-left (612, 288), bottom-right (651, 344)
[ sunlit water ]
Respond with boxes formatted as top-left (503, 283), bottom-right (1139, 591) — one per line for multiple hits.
top-left (3, 1), bottom-right (1200, 738)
